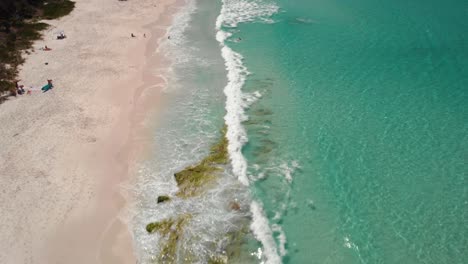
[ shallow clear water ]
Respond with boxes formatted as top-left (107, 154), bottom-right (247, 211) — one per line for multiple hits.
top-left (135, 0), bottom-right (468, 263)
top-left (235, 0), bottom-right (467, 263)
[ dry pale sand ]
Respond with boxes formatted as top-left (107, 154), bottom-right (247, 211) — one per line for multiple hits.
top-left (0, 0), bottom-right (182, 263)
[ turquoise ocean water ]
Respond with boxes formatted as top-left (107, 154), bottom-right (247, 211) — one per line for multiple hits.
top-left (134, 0), bottom-right (467, 263)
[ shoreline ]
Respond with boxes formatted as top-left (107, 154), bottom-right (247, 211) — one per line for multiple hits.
top-left (0, 0), bottom-right (182, 263)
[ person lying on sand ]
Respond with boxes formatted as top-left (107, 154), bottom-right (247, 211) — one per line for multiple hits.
top-left (41, 79), bottom-right (54, 93)
top-left (131, 33), bottom-right (136, 37)
top-left (44, 45), bottom-right (52, 51)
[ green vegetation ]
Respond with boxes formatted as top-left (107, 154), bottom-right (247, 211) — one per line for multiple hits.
top-left (42, 0), bottom-right (75, 20)
top-left (157, 195), bottom-right (171, 204)
top-left (0, 0), bottom-right (75, 96)
top-left (174, 126), bottom-right (228, 198)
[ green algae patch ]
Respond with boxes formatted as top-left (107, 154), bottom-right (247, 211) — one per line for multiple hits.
top-left (146, 219), bottom-right (174, 235)
top-left (158, 214), bottom-right (192, 264)
top-left (157, 195), bottom-right (171, 204)
top-left (146, 214), bottom-right (192, 263)
top-left (205, 125), bottom-right (229, 164)
top-left (174, 126), bottom-right (229, 198)
top-left (208, 255), bottom-right (228, 264)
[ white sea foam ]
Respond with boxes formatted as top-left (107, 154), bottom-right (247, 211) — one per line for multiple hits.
top-left (244, 91), bottom-right (262, 106)
top-left (272, 224), bottom-right (288, 257)
top-left (250, 201), bottom-right (282, 264)
top-left (216, 0), bottom-right (279, 186)
top-left (159, 0), bottom-right (211, 75)
top-left (216, 0), bottom-right (279, 28)
top-left (167, 0), bottom-right (196, 44)
top-left (279, 160), bottom-right (300, 183)
top-left (220, 45), bottom-right (250, 185)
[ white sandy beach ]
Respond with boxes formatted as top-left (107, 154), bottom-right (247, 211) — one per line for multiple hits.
top-left (0, 0), bottom-right (181, 263)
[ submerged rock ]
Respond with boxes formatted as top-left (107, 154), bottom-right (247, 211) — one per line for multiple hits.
top-left (157, 195), bottom-right (171, 204)
top-left (146, 214), bottom-right (192, 263)
top-left (146, 219), bottom-right (174, 234)
top-left (174, 126), bottom-right (228, 198)
top-left (253, 108), bottom-right (273, 116)
top-left (159, 214), bottom-right (192, 263)
top-left (229, 201), bottom-right (241, 211)
top-left (146, 126), bottom-right (252, 262)
top-left (208, 255), bottom-right (228, 264)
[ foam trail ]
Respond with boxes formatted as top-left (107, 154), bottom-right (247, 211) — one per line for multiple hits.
top-left (219, 44), bottom-right (250, 186)
top-left (250, 202), bottom-right (282, 264)
top-left (216, 21), bottom-right (248, 186)
top-left (272, 224), bottom-right (288, 257)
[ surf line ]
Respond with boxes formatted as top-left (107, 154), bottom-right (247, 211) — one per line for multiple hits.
top-left (214, 1), bottom-right (283, 263)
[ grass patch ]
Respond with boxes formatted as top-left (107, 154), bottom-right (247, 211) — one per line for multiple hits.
top-left (174, 126), bottom-right (228, 198)
top-left (42, 0), bottom-right (76, 20)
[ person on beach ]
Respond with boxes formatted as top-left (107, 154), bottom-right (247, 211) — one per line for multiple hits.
top-left (41, 79), bottom-right (54, 93)
top-left (144, 33), bottom-right (146, 38)
top-left (17, 85), bottom-right (25, 95)
top-left (57, 32), bottom-right (66, 39)
top-left (15, 81), bottom-right (25, 95)
top-left (131, 33), bottom-right (135, 37)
